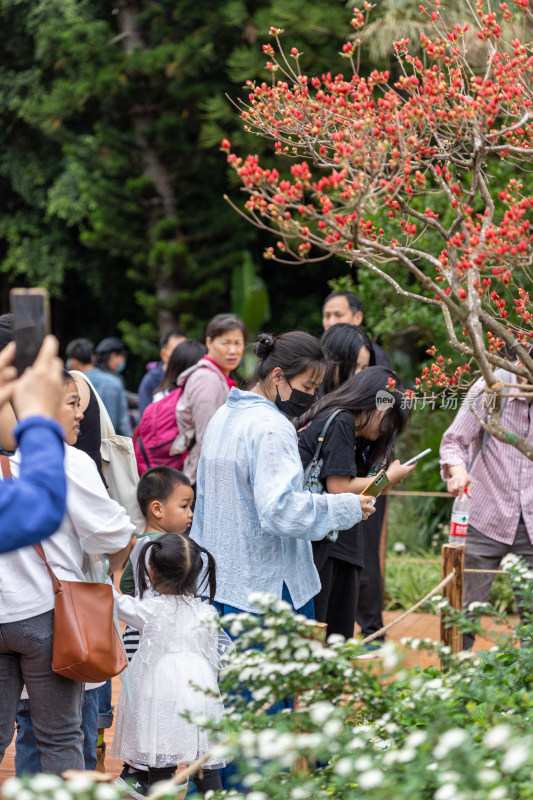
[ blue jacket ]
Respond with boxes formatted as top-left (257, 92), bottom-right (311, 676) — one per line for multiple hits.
top-left (138, 362), bottom-right (164, 417)
top-left (85, 367), bottom-right (132, 436)
top-left (191, 388), bottom-right (362, 612)
top-left (0, 417), bottom-right (67, 553)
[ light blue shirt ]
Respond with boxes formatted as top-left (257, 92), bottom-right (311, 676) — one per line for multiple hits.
top-left (85, 367), bottom-right (132, 437)
top-left (190, 388), bottom-right (362, 612)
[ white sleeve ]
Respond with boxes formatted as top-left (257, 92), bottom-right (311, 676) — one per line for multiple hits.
top-left (65, 447), bottom-right (135, 554)
top-left (112, 587), bottom-right (145, 631)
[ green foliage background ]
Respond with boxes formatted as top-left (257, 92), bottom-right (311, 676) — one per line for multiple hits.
top-left (2, 0), bottom-right (530, 546)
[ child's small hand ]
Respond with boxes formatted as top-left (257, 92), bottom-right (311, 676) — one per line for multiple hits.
top-left (107, 535), bottom-right (136, 574)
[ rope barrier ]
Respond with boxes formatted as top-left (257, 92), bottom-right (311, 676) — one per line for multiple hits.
top-left (361, 570), bottom-right (457, 645)
top-left (464, 568), bottom-right (506, 575)
top-left (388, 490), bottom-right (452, 497)
top-left (388, 558), bottom-right (441, 566)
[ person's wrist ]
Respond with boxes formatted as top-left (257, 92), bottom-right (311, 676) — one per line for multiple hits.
top-left (16, 407), bottom-right (55, 420)
top-left (448, 465), bottom-right (466, 476)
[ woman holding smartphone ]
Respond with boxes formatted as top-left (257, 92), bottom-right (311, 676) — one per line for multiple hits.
top-left (297, 366), bottom-right (415, 639)
top-left (190, 331), bottom-right (376, 620)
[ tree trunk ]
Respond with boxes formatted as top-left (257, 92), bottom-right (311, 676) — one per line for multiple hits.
top-left (115, 1), bottom-right (179, 332)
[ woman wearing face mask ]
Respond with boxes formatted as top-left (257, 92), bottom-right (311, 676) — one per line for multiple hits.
top-left (297, 367), bottom-right (415, 639)
top-left (190, 331), bottom-right (376, 619)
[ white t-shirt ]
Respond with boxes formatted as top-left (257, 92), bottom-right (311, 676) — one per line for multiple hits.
top-left (0, 444), bottom-right (135, 624)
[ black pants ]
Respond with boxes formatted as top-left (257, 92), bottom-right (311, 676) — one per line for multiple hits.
top-left (148, 764), bottom-right (221, 794)
top-left (314, 558), bottom-right (361, 639)
top-left (355, 496), bottom-right (387, 639)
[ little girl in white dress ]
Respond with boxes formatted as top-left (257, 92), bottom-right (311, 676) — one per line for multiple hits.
top-left (112, 533), bottom-right (231, 794)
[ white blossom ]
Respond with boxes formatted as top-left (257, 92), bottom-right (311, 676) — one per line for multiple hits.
top-left (433, 728), bottom-right (468, 759)
top-left (478, 769), bottom-right (500, 784)
top-left (308, 702), bottom-right (334, 725)
top-left (66, 775), bottom-right (93, 794)
top-left (501, 742), bottom-right (529, 772)
top-left (488, 788), bottom-right (508, 800)
top-left (323, 719), bottom-right (343, 737)
top-left (242, 774), bottom-right (262, 787)
top-left (434, 786), bottom-right (457, 800)
top-left (95, 785), bottom-right (122, 800)
top-left (1, 779), bottom-right (23, 800)
top-left (354, 755), bottom-right (373, 771)
top-left (334, 757), bottom-right (354, 776)
top-left (395, 747), bottom-right (416, 763)
top-left (291, 788), bottom-right (312, 799)
top-left (406, 731), bottom-right (427, 748)
top-left (358, 769), bottom-right (384, 789)
top-left (468, 601), bottom-right (488, 612)
top-left (28, 775), bottom-right (63, 792)
top-left (483, 725), bottom-right (512, 750)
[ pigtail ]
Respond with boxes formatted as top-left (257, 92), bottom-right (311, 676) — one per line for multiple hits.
top-left (196, 547), bottom-right (217, 605)
top-left (137, 539), bottom-right (158, 598)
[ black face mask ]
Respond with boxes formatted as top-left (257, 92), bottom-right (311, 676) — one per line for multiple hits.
top-left (275, 379), bottom-right (316, 417)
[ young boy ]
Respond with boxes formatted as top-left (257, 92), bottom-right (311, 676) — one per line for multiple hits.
top-left (117, 466), bottom-right (193, 798)
top-left (120, 466), bottom-right (194, 600)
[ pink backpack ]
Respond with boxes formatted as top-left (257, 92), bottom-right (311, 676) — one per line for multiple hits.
top-left (133, 386), bottom-right (187, 476)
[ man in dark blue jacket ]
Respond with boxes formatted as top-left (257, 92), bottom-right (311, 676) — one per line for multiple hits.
top-left (0, 334), bottom-right (67, 553)
top-left (137, 329), bottom-right (185, 417)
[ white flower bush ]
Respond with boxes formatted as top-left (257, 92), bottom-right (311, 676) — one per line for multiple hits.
top-left (6, 557), bottom-right (533, 800)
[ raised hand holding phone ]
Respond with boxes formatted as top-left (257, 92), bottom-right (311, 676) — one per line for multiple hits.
top-left (10, 288), bottom-right (50, 376)
top-left (12, 335), bottom-right (64, 421)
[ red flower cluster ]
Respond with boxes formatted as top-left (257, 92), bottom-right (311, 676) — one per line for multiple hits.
top-left (221, 1), bottom-right (533, 397)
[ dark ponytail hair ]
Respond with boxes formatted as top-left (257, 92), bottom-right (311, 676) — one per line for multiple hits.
top-left (250, 331), bottom-right (326, 387)
top-left (320, 323), bottom-right (375, 396)
top-left (296, 366), bottom-right (410, 473)
top-left (136, 533), bottom-right (217, 604)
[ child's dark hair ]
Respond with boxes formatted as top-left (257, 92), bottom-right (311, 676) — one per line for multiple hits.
top-left (137, 533), bottom-right (217, 603)
top-left (137, 467), bottom-right (191, 517)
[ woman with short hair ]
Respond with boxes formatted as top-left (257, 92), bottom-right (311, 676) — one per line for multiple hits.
top-left (170, 314), bottom-right (247, 486)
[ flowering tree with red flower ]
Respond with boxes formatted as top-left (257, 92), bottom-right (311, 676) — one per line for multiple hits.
top-left (222, 0), bottom-right (533, 459)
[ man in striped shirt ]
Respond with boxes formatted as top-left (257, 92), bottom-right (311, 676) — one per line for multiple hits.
top-left (440, 367), bottom-right (533, 649)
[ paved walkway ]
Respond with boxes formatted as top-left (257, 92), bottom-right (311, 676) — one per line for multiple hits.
top-left (0, 612), bottom-right (518, 785)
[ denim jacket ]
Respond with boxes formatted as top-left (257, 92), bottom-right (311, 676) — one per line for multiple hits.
top-left (190, 388), bottom-right (362, 612)
top-left (85, 367), bottom-right (132, 437)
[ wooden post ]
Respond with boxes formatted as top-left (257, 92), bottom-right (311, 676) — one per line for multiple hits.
top-left (440, 544), bottom-right (465, 656)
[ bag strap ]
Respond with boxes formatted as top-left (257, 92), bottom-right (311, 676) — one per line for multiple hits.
top-left (303, 409), bottom-right (343, 483)
top-left (33, 543), bottom-right (63, 595)
top-left (467, 369), bottom-right (511, 471)
top-left (0, 455), bottom-right (12, 480)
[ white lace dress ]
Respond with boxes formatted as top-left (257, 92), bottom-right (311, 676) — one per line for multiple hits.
top-left (111, 593), bottom-right (230, 768)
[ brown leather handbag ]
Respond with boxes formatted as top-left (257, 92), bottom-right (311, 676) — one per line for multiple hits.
top-left (0, 453), bottom-right (127, 681)
top-left (34, 544), bottom-right (128, 681)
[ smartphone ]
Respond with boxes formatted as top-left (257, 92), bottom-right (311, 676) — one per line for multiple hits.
top-left (403, 448), bottom-right (432, 466)
top-left (362, 469), bottom-right (390, 497)
top-left (9, 288), bottom-right (50, 375)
